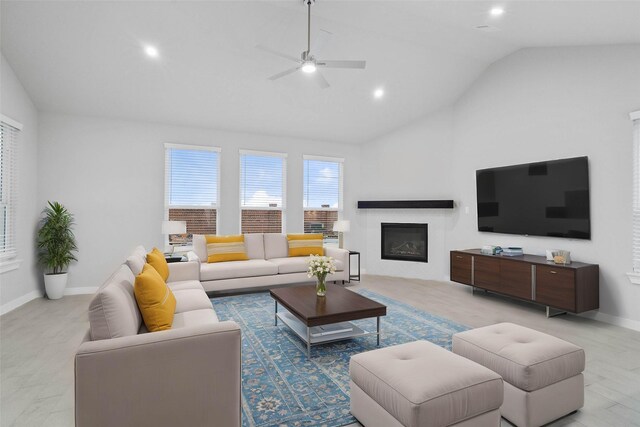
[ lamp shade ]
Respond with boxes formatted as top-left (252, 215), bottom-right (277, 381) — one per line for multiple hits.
top-left (162, 220), bottom-right (186, 235)
top-left (333, 220), bottom-right (351, 233)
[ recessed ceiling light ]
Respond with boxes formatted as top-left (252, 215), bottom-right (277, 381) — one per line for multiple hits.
top-left (373, 88), bottom-right (385, 99)
top-left (490, 7), bottom-right (504, 17)
top-left (144, 45), bottom-right (159, 59)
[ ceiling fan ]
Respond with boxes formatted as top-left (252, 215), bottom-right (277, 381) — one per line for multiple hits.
top-left (256, 0), bottom-right (366, 89)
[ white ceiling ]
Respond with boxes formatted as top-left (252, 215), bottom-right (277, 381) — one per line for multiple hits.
top-left (2, 1), bottom-right (640, 143)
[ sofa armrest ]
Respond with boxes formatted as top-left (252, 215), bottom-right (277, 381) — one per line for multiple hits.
top-left (325, 247), bottom-right (349, 270)
top-left (75, 321), bottom-right (241, 427)
top-left (167, 260), bottom-right (200, 282)
top-left (186, 250), bottom-right (200, 263)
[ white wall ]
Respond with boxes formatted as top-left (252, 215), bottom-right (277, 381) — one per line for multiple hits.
top-left (451, 45), bottom-right (640, 327)
top-left (37, 113), bottom-right (361, 290)
top-left (0, 53), bottom-right (40, 310)
top-left (358, 109), bottom-right (456, 279)
top-left (359, 45), bottom-right (640, 328)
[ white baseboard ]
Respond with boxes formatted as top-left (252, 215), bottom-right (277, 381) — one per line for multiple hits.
top-left (580, 311), bottom-right (640, 332)
top-left (64, 287), bottom-right (98, 296)
top-left (1, 287), bottom-right (97, 316)
top-left (0, 290), bottom-right (43, 316)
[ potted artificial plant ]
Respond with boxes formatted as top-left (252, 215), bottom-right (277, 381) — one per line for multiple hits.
top-left (37, 201), bottom-right (78, 300)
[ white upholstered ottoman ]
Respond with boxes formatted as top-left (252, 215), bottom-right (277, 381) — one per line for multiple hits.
top-left (452, 323), bottom-right (585, 427)
top-left (349, 340), bottom-right (503, 427)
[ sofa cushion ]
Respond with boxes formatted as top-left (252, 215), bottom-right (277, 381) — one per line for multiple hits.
top-left (244, 233), bottom-right (265, 259)
top-left (268, 257), bottom-right (309, 274)
top-left (452, 322), bottom-right (585, 392)
top-left (146, 248), bottom-right (170, 281)
top-left (350, 340), bottom-right (503, 427)
top-left (125, 245), bottom-right (147, 276)
top-left (134, 264), bottom-right (177, 332)
top-left (172, 308), bottom-right (219, 328)
top-left (89, 264), bottom-right (142, 340)
top-left (200, 259), bottom-right (278, 281)
top-left (269, 257), bottom-right (345, 274)
top-left (264, 233), bottom-right (288, 259)
top-left (287, 233), bottom-right (324, 257)
top-left (168, 280), bottom-right (204, 292)
top-left (173, 288), bottom-right (213, 313)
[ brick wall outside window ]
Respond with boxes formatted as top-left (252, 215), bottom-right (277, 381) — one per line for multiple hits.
top-left (168, 208), bottom-right (217, 243)
top-left (304, 210), bottom-right (338, 239)
top-left (241, 210), bottom-right (282, 234)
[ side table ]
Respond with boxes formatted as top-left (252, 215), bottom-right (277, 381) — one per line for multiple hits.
top-left (348, 250), bottom-right (361, 283)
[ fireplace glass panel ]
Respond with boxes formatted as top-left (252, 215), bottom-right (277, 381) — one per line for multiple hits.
top-left (381, 223), bottom-right (428, 263)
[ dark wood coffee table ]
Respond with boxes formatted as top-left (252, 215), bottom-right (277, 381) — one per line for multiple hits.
top-left (270, 284), bottom-right (387, 357)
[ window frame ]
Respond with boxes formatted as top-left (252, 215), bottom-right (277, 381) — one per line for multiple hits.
top-left (629, 110), bottom-right (640, 284)
top-left (0, 114), bottom-right (22, 272)
top-left (302, 155), bottom-right (344, 243)
top-left (239, 149), bottom-right (287, 233)
top-left (164, 143), bottom-right (221, 247)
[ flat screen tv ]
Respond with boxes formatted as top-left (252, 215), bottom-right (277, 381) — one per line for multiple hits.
top-left (476, 156), bottom-right (590, 239)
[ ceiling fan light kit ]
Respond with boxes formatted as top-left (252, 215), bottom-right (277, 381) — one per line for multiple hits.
top-left (256, 0), bottom-right (366, 88)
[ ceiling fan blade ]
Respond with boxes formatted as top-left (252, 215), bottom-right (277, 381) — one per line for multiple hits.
top-left (310, 29), bottom-right (333, 55)
top-left (318, 60), bottom-right (366, 69)
top-left (314, 71), bottom-right (330, 89)
top-left (256, 44), bottom-right (301, 64)
top-left (268, 67), bottom-right (300, 81)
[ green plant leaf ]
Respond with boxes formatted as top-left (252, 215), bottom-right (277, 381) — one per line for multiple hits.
top-left (36, 201), bottom-right (78, 274)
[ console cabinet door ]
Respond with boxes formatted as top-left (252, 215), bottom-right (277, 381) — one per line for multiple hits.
top-left (450, 252), bottom-right (472, 285)
top-left (536, 266), bottom-right (576, 312)
top-left (500, 259), bottom-right (532, 301)
top-left (474, 256), bottom-right (500, 292)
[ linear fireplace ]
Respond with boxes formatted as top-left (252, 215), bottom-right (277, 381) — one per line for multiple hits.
top-left (381, 223), bottom-right (428, 263)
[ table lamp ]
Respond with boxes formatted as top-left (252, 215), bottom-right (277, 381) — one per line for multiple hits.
top-left (162, 220), bottom-right (187, 254)
top-left (333, 220), bottom-right (350, 249)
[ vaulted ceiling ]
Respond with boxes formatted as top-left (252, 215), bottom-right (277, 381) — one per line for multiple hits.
top-left (2, 1), bottom-right (640, 143)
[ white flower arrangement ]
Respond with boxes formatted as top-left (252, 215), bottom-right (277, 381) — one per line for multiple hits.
top-left (307, 255), bottom-right (337, 279)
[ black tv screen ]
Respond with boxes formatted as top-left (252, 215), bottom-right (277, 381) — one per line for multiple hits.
top-left (476, 156), bottom-right (590, 239)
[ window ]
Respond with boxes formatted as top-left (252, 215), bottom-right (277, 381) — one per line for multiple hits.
top-left (0, 116), bottom-right (21, 261)
top-left (240, 150), bottom-right (286, 233)
top-left (165, 144), bottom-right (220, 244)
top-left (630, 110), bottom-right (640, 284)
top-left (303, 155), bottom-right (343, 243)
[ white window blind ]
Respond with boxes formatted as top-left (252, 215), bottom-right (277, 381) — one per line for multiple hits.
top-left (631, 112), bottom-right (640, 276)
top-left (0, 117), bottom-right (21, 260)
top-left (303, 156), bottom-right (343, 241)
top-left (303, 156), bottom-right (343, 210)
top-left (165, 144), bottom-right (220, 243)
top-left (240, 150), bottom-right (286, 233)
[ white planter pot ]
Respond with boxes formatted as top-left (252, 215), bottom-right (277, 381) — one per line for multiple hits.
top-left (44, 273), bottom-right (68, 300)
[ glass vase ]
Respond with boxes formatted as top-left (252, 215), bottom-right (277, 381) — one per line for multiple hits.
top-left (316, 275), bottom-right (327, 297)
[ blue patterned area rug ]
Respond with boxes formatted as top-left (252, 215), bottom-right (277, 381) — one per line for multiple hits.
top-left (211, 289), bottom-right (469, 427)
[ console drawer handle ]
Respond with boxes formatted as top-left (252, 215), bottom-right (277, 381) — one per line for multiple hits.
top-left (549, 270), bottom-right (557, 274)
top-left (456, 256), bottom-right (463, 259)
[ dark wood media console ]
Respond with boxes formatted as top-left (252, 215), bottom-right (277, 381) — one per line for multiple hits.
top-left (450, 249), bottom-right (599, 315)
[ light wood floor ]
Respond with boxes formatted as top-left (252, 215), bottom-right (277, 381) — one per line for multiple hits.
top-left (2, 275), bottom-right (640, 427)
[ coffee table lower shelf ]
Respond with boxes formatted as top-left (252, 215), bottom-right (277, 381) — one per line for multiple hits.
top-left (275, 310), bottom-right (380, 357)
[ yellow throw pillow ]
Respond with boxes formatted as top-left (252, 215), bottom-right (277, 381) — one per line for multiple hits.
top-left (287, 234), bottom-right (324, 257)
top-left (206, 235), bottom-right (249, 263)
top-left (134, 264), bottom-right (176, 332)
top-left (147, 248), bottom-right (169, 282)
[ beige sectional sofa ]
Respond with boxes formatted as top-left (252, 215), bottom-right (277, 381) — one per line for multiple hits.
top-left (191, 233), bottom-right (350, 292)
top-left (75, 246), bottom-right (241, 427)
